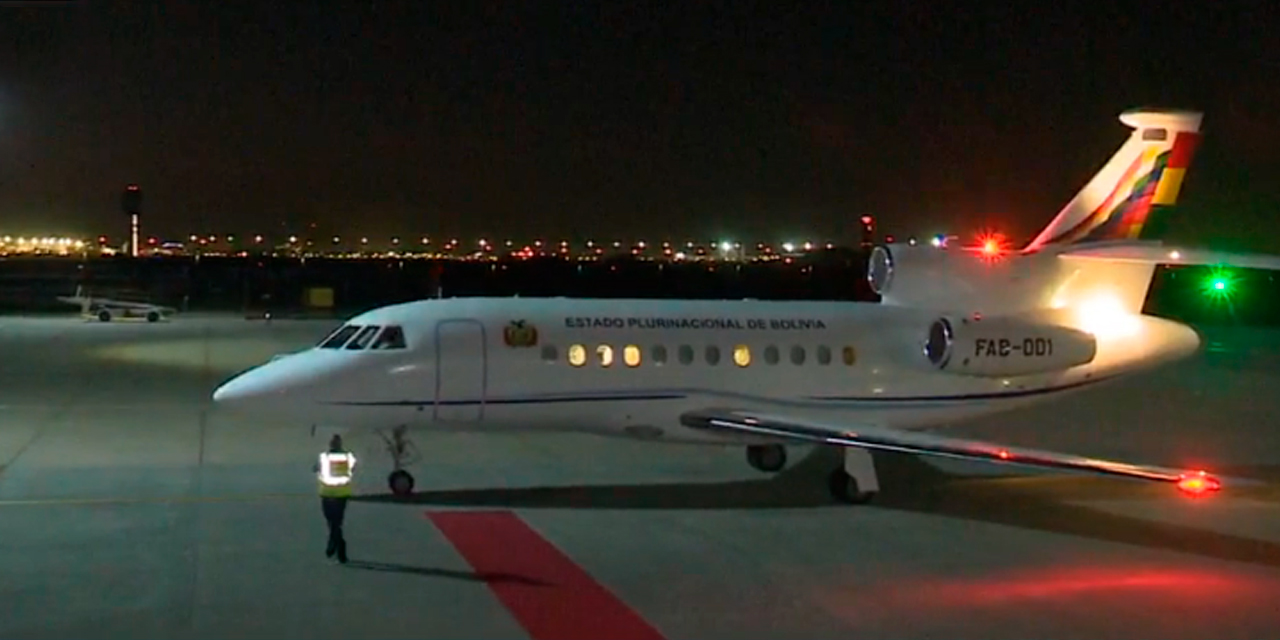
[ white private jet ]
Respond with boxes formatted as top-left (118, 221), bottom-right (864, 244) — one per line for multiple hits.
top-left (58, 285), bottom-right (175, 323)
top-left (213, 108), bottom-right (1279, 503)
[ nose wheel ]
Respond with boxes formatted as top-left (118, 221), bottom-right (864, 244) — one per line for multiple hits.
top-left (388, 470), bottom-right (415, 495)
top-left (377, 425), bottom-right (421, 497)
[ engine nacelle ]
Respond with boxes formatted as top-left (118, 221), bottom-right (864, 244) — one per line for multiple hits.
top-left (923, 314), bottom-right (1097, 377)
top-left (867, 244), bottom-right (1063, 314)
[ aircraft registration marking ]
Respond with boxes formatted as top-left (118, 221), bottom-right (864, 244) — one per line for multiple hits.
top-left (974, 338), bottom-right (1055, 358)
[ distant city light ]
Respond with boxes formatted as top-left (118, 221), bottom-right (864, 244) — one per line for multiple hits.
top-left (782, 242), bottom-right (795, 252)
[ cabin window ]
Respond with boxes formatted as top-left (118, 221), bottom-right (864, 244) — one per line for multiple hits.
top-left (345, 325), bottom-right (381, 350)
top-left (318, 325), bottom-right (360, 349)
top-left (651, 345), bottom-right (668, 365)
top-left (790, 345), bottom-right (806, 365)
top-left (1142, 127), bottom-right (1168, 141)
top-left (541, 345), bottom-right (558, 362)
top-left (705, 345), bottom-right (721, 365)
top-left (816, 345), bottom-right (832, 365)
top-left (370, 325), bottom-right (407, 350)
top-left (568, 344), bottom-right (587, 367)
top-left (678, 345), bottom-right (695, 365)
top-left (597, 344), bottom-right (614, 367)
top-left (764, 345), bottom-right (780, 365)
top-left (843, 346), bottom-right (857, 366)
top-left (733, 345), bottom-right (751, 367)
top-left (623, 345), bottom-right (642, 367)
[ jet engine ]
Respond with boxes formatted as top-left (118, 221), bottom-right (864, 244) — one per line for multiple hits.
top-left (867, 244), bottom-right (1062, 314)
top-left (922, 314), bottom-right (1097, 377)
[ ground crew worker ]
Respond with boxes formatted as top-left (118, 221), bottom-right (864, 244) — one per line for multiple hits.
top-left (316, 434), bottom-right (356, 564)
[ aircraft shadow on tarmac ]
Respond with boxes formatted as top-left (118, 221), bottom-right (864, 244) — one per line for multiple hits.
top-left (342, 560), bottom-right (550, 586)
top-left (355, 447), bottom-right (1280, 569)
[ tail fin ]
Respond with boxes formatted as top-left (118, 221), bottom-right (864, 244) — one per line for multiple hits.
top-left (1025, 108), bottom-right (1202, 251)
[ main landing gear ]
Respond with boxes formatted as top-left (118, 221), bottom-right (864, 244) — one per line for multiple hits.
top-left (746, 444), bottom-right (787, 472)
top-left (377, 425), bottom-right (421, 496)
top-left (828, 448), bottom-right (879, 504)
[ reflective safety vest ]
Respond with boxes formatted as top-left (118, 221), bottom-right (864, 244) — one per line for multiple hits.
top-left (318, 451), bottom-right (357, 498)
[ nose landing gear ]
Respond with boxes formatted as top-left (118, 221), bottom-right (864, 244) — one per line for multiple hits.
top-left (377, 425), bottom-right (420, 496)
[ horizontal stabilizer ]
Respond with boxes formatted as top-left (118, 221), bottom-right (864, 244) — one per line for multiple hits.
top-left (1057, 241), bottom-right (1280, 271)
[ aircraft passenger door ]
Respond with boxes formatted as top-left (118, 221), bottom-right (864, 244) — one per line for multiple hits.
top-left (434, 319), bottom-right (487, 422)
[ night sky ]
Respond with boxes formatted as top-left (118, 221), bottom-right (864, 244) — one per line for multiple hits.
top-left (1, 2), bottom-right (1277, 248)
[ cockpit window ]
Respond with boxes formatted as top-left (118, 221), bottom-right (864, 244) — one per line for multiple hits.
top-left (318, 325), bottom-right (361, 349)
top-left (345, 325), bottom-right (381, 350)
top-left (369, 325), bottom-right (407, 350)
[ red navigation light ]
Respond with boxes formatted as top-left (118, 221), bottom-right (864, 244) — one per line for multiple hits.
top-left (1176, 470), bottom-right (1221, 497)
top-left (997, 449), bottom-right (1011, 460)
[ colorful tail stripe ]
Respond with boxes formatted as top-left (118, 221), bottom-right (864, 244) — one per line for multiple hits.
top-left (1045, 131), bottom-right (1201, 245)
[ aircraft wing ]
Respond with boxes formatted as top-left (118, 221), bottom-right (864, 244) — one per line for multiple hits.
top-left (1058, 242), bottom-right (1280, 271)
top-left (679, 408), bottom-right (1225, 494)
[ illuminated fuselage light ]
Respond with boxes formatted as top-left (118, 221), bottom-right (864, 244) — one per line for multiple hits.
top-left (1074, 294), bottom-right (1140, 339)
top-left (1176, 470), bottom-right (1221, 497)
top-left (1168, 250), bottom-right (1181, 260)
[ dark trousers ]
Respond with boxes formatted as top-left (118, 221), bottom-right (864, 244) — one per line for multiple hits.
top-left (321, 497), bottom-right (349, 560)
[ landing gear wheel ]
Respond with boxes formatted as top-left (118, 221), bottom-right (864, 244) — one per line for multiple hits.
top-left (388, 470), bottom-right (415, 496)
top-left (828, 468), bottom-right (877, 504)
top-left (746, 444), bottom-right (787, 472)
top-left (146, 311), bottom-right (160, 323)
top-left (97, 309), bottom-right (112, 322)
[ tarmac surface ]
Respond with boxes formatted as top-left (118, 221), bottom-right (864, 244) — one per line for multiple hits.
top-left (1, 313), bottom-right (1280, 639)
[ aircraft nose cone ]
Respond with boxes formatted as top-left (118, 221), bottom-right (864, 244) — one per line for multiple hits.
top-left (212, 370), bottom-right (268, 405)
